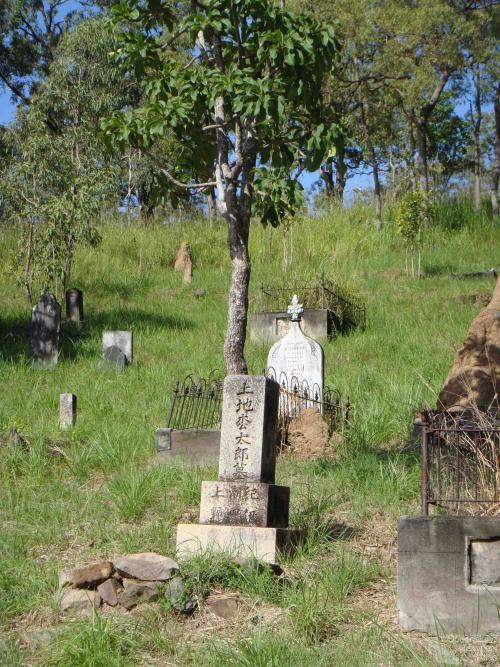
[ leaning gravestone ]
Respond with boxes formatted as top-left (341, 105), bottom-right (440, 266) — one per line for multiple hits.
top-left (102, 331), bottom-right (133, 368)
top-left (31, 293), bottom-right (61, 366)
top-left (176, 375), bottom-right (302, 563)
top-left (66, 288), bottom-right (84, 322)
top-left (267, 294), bottom-right (324, 402)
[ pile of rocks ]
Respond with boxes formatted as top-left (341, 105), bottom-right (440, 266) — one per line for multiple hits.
top-left (59, 552), bottom-right (196, 616)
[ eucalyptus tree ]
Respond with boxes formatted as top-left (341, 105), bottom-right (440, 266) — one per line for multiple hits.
top-left (3, 18), bottom-right (127, 299)
top-left (104, 0), bottom-right (339, 373)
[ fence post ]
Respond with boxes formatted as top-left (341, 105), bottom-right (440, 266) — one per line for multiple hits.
top-left (421, 411), bottom-right (430, 516)
top-left (166, 381), bottom-right (180, 428)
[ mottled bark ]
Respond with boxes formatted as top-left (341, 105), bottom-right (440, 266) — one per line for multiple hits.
top-left (472, 66), bottom-right (482, 212)
top-left (207, 186), bottom-right (217, 225)
top-left (356, 64), bottom-right (382, 230)
top-left (334, 137), bottom-right (346, 204)
top-left (491, 82), bottom-right (500, 219)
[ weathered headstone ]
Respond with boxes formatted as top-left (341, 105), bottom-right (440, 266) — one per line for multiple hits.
top-left (31, 293), bottom-right (61, 365)
top-left (102, 331), bottom-right (133, 367)
top-left (267, 294), bottom-right (324, 402)
top-left (65, 288), bottom-right (84, 322)
top-left (176, 375), bottom-right (302, 563)
top-left (60, 393), bottom-right (77, 429)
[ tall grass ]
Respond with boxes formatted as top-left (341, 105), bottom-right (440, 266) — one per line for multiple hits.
top-left (0, 200), bottom-right (498, 664)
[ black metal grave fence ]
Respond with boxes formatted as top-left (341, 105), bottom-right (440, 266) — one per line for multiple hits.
top-left (257, 279), bottom-right (366, 333)
top-left (266, 367), bottom-right (349, 448)
top-left (166, 371), bottom-right (349, 448)
top-left (166, 373), bottom-right (224, 430)
top-left (421, 409), bottom-right (500, 516)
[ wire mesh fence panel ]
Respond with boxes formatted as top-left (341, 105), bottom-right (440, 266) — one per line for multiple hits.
top-left (422, 409), bottom-right (500, 516)
top-left (257, 280), bottom-right (366, 333)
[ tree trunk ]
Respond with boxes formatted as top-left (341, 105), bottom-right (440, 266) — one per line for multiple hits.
top-left (223, 188), bottom-right (251, 375)
top-left (207, 186), bottom-right (217, 225)
top-left (415, 117), bottom-right (429, 192)
top-left (334, 136), bottom-right (346, 204)
top-left (414, 74), bottom-right (450, 193)
top-left (356, 64), bottom-right (382, 230)
top-left (24, 219), bottom-right (34, 304)
top-left (491, 81), bottom-right (500, 219)
top-left (472, 66), bottom-right (482, 212)
top-left (320, 163), bottom-right (334, 195)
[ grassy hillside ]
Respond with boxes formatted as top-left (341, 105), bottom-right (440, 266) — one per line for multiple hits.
top-left (1, 201), bottom-right (499, 665)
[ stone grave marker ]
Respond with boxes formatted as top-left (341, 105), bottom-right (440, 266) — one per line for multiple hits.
top-left (102, 331), bottom-right (133, 368)
top-left (60, 393), bottom-right (77, 429)
top-left (31, 293), bottom-right (61, 365)
top-left (66, 288), bottom-right (84, 322)
top-left (267, 294), bottom-right (324, 403)
top-left (176, 375), bottom-right (302, 563)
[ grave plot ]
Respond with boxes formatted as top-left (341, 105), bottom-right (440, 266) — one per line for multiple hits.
top-left (249, 278), bottom-right (365, 343)
top-left (398, 409), bottom-right (500, 634)
top-left (156, 373), bottom-right (224, 465)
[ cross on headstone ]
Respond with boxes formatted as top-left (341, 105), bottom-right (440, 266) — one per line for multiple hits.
top-left (267, 293), bottom-right (324, 405)
top-left (31, 293), bottom-right (61, 366)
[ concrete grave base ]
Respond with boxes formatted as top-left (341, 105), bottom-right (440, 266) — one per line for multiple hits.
top-left (398, 516), bottom-right (500, 635)
top-left (176, 523), bottom-right (303, 563)
top-left (156, 428), bottom-right (220, 465)
top-left (250, 309), bottom-right (334, 344)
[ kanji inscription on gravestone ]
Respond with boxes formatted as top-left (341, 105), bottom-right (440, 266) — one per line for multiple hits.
top-left (218, 375), bottom-right (279, 484)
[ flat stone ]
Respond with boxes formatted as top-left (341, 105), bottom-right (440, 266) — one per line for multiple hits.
top-left (58, 568), bottom-right (73, 590)
top-left (176, 524), bottom-right (303, 564)
top-left (118, 580), bottom-right (163, 610)
top-left (470, 539), bottom-right (500, 585)
top-left (164, 576), bottom-right (197, 614)
top-left (97, 578), bottom-right (120, 607)
top-left (72, 561), bottom-right (114, 588)
top-left (199, 481), bottom-right (289, 528)
top-left (218, 375), bottom-right (279, 484)
top-left (60, 589), bottom-right (100, 615)
top-left (114, 553), bottom-right (179, 581)
top-left (206, 595), bottom-right (246, 619)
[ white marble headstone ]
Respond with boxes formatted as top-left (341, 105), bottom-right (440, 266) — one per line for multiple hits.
top-left (266, 295), bottom-right (324, 402)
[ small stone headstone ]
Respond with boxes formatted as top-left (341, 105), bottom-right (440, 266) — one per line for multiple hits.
top-left (65, 288), bottom-right (83, 322)
top-left (102, 331), bottom-right (133, 366)
top-left (267, 294), bottom-right (324, 403)
top-left (60, 393), bottom-right (77, 429)
top-left (31, 293), bottom-right (61, 365)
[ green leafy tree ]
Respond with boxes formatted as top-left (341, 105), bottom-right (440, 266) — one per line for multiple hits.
top-left (104, 0), bottom-right (340, 373)
top-left (395, 190), bottom-right (431, 277)
top-left (2, 17), bottom-right (127, 300)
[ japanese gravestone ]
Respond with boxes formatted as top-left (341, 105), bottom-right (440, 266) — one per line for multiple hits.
top-left (176, 375), bottom-right (301, 562)
top-left (31, 293), bottom-right (61, 365)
